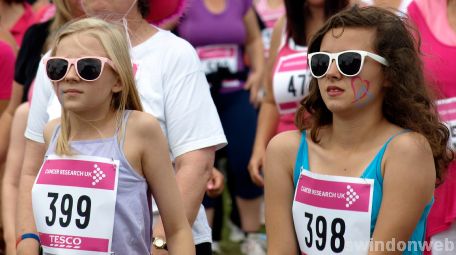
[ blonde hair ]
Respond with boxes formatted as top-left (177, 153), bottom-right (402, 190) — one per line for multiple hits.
top-left (50, 18), bottom-right (143, 155)
top-left (45, 0), bottom-right (81, 51)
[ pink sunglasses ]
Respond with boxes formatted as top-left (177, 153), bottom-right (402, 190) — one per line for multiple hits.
top-left (44, 56), bottom-right (115, 82)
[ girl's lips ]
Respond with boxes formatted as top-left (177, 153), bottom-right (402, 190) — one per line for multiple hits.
top-left (327, 86), bottom-right (345, 97)
top-left (64, 89), bottom-right (83, 94)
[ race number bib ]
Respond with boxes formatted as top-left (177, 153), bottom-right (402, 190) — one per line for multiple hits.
top-left (436, 97), bottom-right (456, 149)
top-left (292, 169), bottom-right (374, 254)
top-left (196, 44), bottom-right (241, 89)
top-left (273, 51), bottom-right (310, 115)
top-left (32, 155), bottom-right (119, 255)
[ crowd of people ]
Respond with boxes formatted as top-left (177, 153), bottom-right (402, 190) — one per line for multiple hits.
top-left (0, 0), bottom-right (455, 255)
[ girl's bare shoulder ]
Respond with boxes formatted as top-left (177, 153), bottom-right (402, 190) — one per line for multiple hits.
top-left (126, 110), bottom-right (162, 137)
top-left (267, 130), bottom-right (302, 158)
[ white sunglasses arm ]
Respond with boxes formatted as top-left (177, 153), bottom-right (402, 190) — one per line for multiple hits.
top-left (365, 52), bottom-right (389, 66)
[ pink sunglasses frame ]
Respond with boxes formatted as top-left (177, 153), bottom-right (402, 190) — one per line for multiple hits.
top-left (43, 56), bottom-right (115, 82)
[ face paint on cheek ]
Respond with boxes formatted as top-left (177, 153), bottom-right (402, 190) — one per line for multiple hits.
top-left (350, 77), bottom-right (375, 108)
top-left (351, 77), bottom-right (370, 103)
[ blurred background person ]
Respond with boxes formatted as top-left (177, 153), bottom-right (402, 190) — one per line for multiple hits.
top-left (253, 0), bottom-right (284, 59)
top-left (175, 0), bottom-right (265, 254)
top-left (408, 0), bottom-right (456, 254)
top-left (0, 28), bottom-right (15, 116)
top-left (0, 0), bottom-right (35, 47)
top-left (248, 0), bottom-right (349, 187)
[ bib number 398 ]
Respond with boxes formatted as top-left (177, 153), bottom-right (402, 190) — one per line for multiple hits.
top-left (304, 212), bottom-right (346, 253)
top-left (46, 192), bottom-right (91, 229)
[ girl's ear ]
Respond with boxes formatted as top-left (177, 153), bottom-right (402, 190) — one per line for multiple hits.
top-left (111, 76), bottom-right (122, 93)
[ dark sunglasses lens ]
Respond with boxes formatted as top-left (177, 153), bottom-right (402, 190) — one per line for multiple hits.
top-left (46, 59), bottom-right (68, 81)
top-left (77, 58), bottom-right (102, 80)
top-left (310, 54), bottom-right (330, 77)
top-left (338, 52), bottom-right (362, 76)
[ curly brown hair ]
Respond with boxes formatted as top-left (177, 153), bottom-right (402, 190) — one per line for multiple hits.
top-left (295, 5), bottom-right (452, 184)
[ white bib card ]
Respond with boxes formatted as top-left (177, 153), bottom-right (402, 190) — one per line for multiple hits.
top-left (292, 169), bottom-right (374, 254)
top-left (32, 155), bottom-right (119, 255)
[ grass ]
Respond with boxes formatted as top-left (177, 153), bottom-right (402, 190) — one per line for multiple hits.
top-left (215, 191), bottom-right (242, 255)
top-left (213, 190), bottom-right (267, 254)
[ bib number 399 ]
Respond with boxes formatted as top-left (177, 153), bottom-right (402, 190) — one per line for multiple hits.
top-left (46, 192), bottom-right (91, 229)
top-left (304, 212), bottom-right (346, 253)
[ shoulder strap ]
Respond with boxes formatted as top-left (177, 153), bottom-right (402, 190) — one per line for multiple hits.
top-left (118, 110), bottom-right (132, 150)
top-left (364, 129), bottom-right (411, 180)
top-left (293, 131), bottom-right (308, 187)
top-left (377, 129), bottom-right (410, 156)
top-left (47, 124), bottom-right (61, 154)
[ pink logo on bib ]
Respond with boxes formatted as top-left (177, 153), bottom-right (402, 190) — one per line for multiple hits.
top-left (39, 232), bottom-right (109, 252)
top-left (36, 159), bottom-right (116, 190)
top-left (295, 173), bottom-right (371, 212)
top-left (91, 164), bottom-right (107, 186)
top-left (345, 185), bottom-right (361, 208)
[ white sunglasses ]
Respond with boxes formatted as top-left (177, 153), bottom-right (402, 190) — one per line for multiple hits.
top-left (308, 50), bottom-right (389, 78)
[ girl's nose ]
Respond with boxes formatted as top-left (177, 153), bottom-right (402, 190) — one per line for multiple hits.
top-left (325, 59), bottom-right (342, 80)
top-left (64, 64), bottom-right (80, 81)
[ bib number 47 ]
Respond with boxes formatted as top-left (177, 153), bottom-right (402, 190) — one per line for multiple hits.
top-left (46, 192), bottom-right (91, 229)
top-left (288, 74), bottom-right (307, 97)
top-left (304, 212), bottom-right (346, 253)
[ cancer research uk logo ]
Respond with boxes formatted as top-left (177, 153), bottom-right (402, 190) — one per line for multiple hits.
top-left (44, 164), bottom-right (106, 187)
top-left (297, 171), bottom-right (371, 212)
top-left (92, 164), bottom-right (106, 186)
top-left (346, 185), bottom-right (360, 208)
top-left (39, 159), bottom-right (115, 190)
top-left (300, 184), bottom-right (360, 207)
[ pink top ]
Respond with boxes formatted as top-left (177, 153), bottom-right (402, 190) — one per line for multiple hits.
top-left (408, 0), bottom-right (456, 246)
top-left (255, 0), bottom-right (285, 56)
top-left (273, 37), bottom-right (309, 133)
top-left (255, 0), bottom-right (284, 28)
top-left (9, 3), bottom-right (36, 46)
top-left (0, 40), bottom-right (15, 100)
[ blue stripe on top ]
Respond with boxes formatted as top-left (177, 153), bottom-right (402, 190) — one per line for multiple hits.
top-left (293, 131), bottom-right (433, 254)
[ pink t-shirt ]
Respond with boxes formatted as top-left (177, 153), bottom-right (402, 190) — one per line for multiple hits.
top-left (0, 40), bottom-right (15, 100)
top-left (414, 0), bottom-right (456, 45)
top-left (408, 0), bottom-right (456, 246)
top-left (9, 3), bottom-right (36, 46)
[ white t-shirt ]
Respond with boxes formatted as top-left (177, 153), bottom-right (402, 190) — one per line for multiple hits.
top-left (26, 27), bottom-right (227, 244)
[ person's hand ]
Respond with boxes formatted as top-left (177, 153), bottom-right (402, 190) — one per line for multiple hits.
top-left (244, 71), bottom-right (262, 107)
top-left (206, 168), bottom-right (225, 198)
top-left (248, 149), bottom-right (265, 187)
